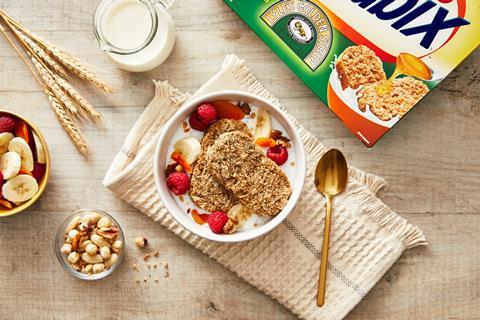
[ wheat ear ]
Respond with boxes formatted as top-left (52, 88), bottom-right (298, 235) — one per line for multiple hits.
top-left (0, 10), bottom-right (112, 93)
top-left (54, 74), bottom-right (103, 123)
top-left (29, 54), bottom-right (82, 118)
top-left (0, 21), bottom-right (88, 156)
top-left (13, 27), bottom-right (69, 79)
top-left (47, 92), bottom-right (88, 156)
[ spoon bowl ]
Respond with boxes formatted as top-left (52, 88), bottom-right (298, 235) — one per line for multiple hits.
top-left (314, 149), bottom-right (348, 306)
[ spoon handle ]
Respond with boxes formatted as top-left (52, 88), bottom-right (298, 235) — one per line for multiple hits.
top-left (317, 194), bottom-right (332, 306)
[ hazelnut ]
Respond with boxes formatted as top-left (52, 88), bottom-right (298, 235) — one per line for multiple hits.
top-left (134, 236), bottom-right (147, 248)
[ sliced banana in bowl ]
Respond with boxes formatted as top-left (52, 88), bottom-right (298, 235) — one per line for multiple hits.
top-left (0, 109), bottom-right (50, 217)
top-left (8, 137), bottom-right (34, 171)
top-left (2, 174), bottom-right (39, 203)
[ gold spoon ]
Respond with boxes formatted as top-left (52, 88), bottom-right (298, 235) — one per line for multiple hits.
top-left (314, 149), bottom-right (348, 306)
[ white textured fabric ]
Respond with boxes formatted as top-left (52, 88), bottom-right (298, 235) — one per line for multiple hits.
top-left (104, 55), bottom-right (427, 320)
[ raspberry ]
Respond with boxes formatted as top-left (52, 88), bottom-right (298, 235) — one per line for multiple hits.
top-left (188, 112), bottom-right (209, 131)
top-left (32, 163), bottom-right (46, 181)
top-left (207, 211), bottom-right (228, 234)
top-left (196, 103), bottom-right (217, 125)
top-left (0, 115), bottom-right (17, 133)
top-left (267, 145), bottom-right (289, 166)
top-left (166, 172), bottom-right (190, 195)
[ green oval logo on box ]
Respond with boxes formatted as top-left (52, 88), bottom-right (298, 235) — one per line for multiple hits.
top-left (261, 0), bottom-right (332, 71)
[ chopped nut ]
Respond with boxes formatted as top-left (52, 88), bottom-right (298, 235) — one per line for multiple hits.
top-left (97, 226), bottom-right (119, 240)
top-left (239, 102), bottom-right (251, 115)
top-left (135, 236), bottom-right (148, 248)
top-left (60, 243), bottom-right (72, 254)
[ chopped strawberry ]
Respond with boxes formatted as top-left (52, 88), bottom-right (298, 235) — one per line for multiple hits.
top-left (196, 103), bottom-right (217, 125)
top-left (15, 121), bottom-right (30, 144)
top-left (207, 211), bottom-right (228, 234)
top-left (32, 163), bottom-right (46, 181)
top-left (267, 145), bottom-right (289, 166)
top-left (0, 115), bottom-right (17, 133)
top-left (188, 112), bottom-right (209, 131)
top-left (212, 100), bottom-right (245, 120)
top-left (166, 172), bottom-right (190, 195)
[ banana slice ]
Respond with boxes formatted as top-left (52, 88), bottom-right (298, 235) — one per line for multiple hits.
top-left (173, 137), bottom-right (201, 165)
top-left (254, 108), bottom-right (272, 140)
top-left (0, 151), bottom-right (21, 179)
top-left (33, 133), bottom-right (47, 164)
top-left (0, 133), bottom-right (14, 155)
top-left (2, 174), bottom-right (38, 203)
top-left (8, 137), bottom-right (34, 171)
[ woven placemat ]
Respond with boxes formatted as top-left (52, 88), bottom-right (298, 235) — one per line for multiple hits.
top-left (104, 54), bottom-right (427, 320)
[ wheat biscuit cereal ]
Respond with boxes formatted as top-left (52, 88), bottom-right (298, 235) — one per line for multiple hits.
top-left (205, 131), bottom-right (291, 217)
top-left (336, 45), bottom-right (386, 90)
top-left (189, 119), bottom-right (251, 212)
top-left (357, 77), bottom-right (429, 121)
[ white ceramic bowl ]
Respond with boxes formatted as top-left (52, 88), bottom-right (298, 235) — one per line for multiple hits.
top-left (154, 91), bottom-right (306, 242)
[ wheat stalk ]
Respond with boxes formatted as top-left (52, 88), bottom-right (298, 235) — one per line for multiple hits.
top-left (0, 21), bottom-right (88, 156)
top-left (0, 10), bottom-right (112, 156)
top-left (47, 92), bottom-right (89, 156)
top-left (1, 10), bottom-right (113, 93)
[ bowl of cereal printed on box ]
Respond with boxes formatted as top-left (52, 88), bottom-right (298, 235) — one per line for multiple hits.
top-left (154, 91), bottom-right (306, 242)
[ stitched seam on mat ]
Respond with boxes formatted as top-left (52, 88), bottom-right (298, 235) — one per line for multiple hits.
top-left (282, 219), bottom-right (367, 298)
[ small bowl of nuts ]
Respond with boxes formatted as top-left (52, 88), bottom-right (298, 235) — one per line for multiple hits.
top-left (55, 209), bottom-right (125, 280)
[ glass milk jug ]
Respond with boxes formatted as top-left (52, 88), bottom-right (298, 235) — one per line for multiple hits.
top-left (93, 0), bottom-right (175, 72)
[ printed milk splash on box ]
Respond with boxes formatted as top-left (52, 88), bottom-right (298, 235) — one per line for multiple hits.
top-left (225, 0), bottom-right (479, 147)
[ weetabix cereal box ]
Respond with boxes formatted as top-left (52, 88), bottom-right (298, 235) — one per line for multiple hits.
top-left (224, 0), bottom-right (479, 147)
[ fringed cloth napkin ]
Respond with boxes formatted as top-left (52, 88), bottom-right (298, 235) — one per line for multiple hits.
top-left (103, 55), bottom-right (427, 320)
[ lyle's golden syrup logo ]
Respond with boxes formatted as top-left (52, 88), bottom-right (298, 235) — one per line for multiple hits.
top-left (262, 0), bottom-right (332, 71)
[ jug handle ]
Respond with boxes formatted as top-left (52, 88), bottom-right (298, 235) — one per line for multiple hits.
top-left (155, 0), bottom-right (174, 9)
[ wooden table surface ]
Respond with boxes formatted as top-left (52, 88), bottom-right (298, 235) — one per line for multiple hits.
top-left (0, 1), bottom-right (479, 319)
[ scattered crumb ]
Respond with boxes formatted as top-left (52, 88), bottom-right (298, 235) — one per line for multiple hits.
top-left (178, 195), bottom-right (184, 202)
top-left (162, 261), bottom-right (169, 278)
top-left (149, 274), bottom-right (152, 278)
top-left (253, 223), bottom-right (258, 227)
top-left (132, 264), bottom-right (140, 272)
top-left (143, 279), bottom-right (147, 283)
top-left (154, 278), bottom-right (159, 283)
top-left (146, 263), bottom-right (151, 269)
top-left (290, 161), bottom-right (296, 167)
top-left (153, 251), bottom-right (160, 257)
top-left (136, 279), bottom-right (141, 283)
top-left (187, 208), bottom-right (191, 214)
top-left (153, 264), bottom-right (158, 269)
top-left (249, 112), bottom-right (256, 119)
top-left (182, 121), bottom-right (190, 133)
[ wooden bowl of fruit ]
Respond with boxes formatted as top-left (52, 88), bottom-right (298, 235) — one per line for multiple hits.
top-left (0, 110), bottom-right (50, 217)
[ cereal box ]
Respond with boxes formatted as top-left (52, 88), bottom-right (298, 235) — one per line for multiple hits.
top-left (224, 0), bottom-right (479, 147)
